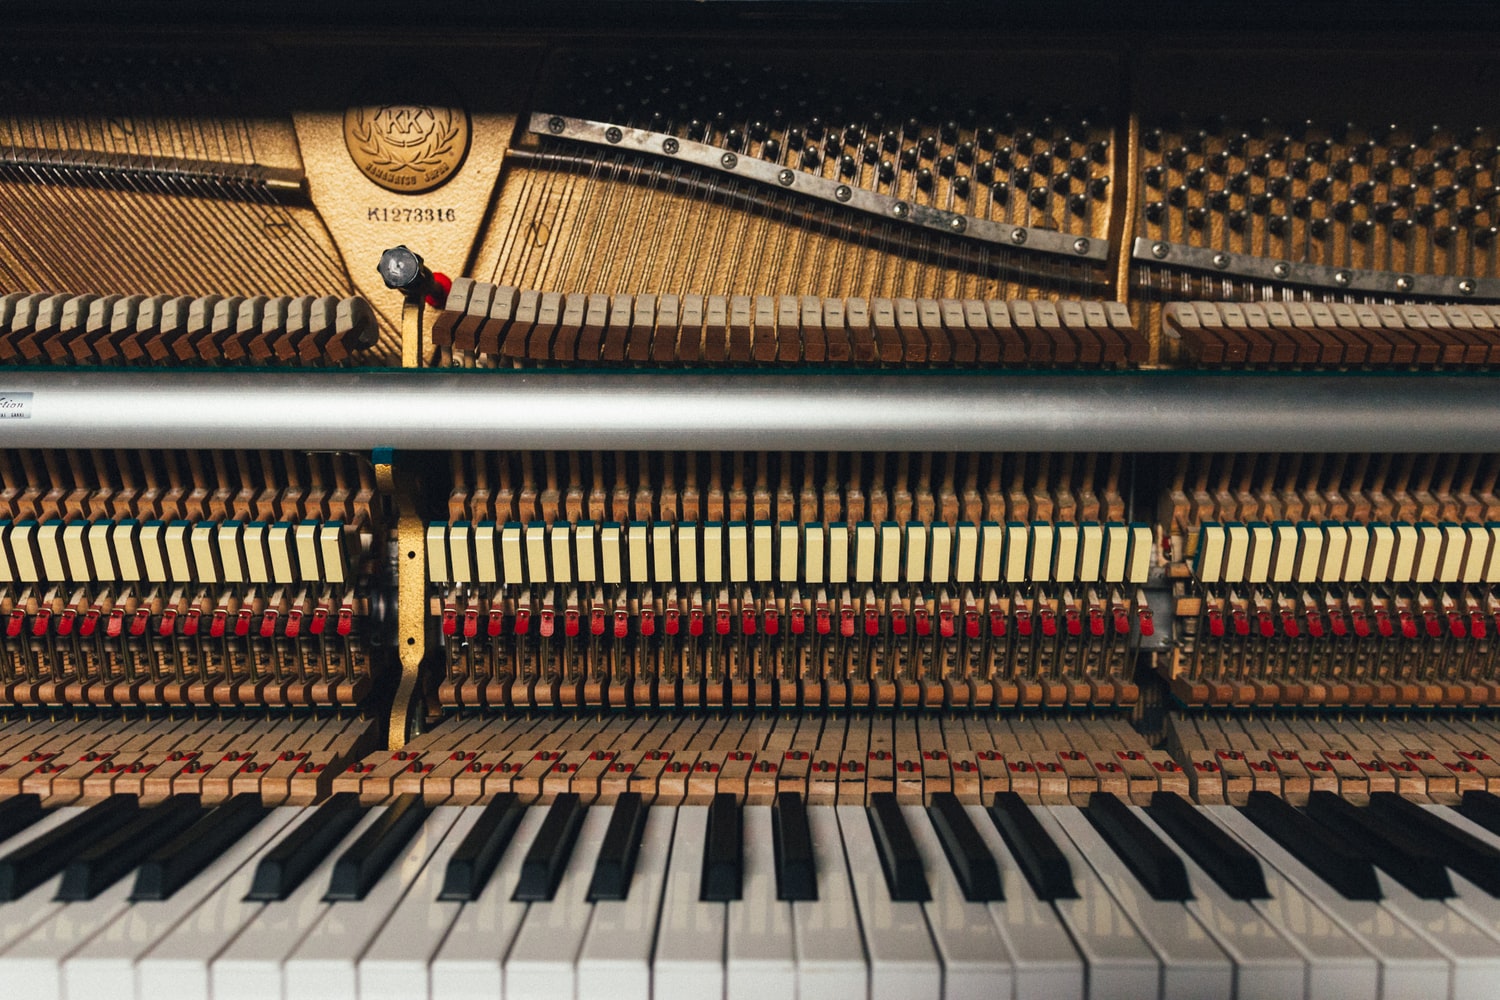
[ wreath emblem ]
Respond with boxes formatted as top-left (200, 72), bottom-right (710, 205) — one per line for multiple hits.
top-left (343, 102), bottom-right (470, 193)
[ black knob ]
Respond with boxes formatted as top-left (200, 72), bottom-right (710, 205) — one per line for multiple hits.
top-left (878, 159), bottom-right (895, 183)
top-left (1028, 186), bottom-right (1049, 208)
top-left (916, 166), bottom-right (934, 189)
top-left (1144, 200), bottom-right (1164, 223)
top-left (953, 175), bottom-right (971, 198)
top-left (1089, 176), bottom-right (1110, 198)
top-left (1186, 206), bottom-right (1208, 229)
top-left (991, 180), bottom-right (1011, 203)
top-left (377, 245), bottom-right (435, 298)
top-left (839, 153), bottom-right (857, 176)
top-left (938, 154), bottom-right (957, 177)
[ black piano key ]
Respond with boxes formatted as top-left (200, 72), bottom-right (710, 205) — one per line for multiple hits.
top-left (1369, 792), bottom-right (1500, 897)
top-left (772, 791), bottom-right (817, 902)
top-left (587, 792), bottom-right (648, 902)
top-left (700, 792), bottom-right (743, 902)
top-left (246, 791), bottom-right (362, 901)
top-left (988, 791), bottom-right (1076, 901)
top-left (1241, 791), bottom-right (1382, 901)
top-left (57, 795), bottom-right (204, 901)
top-left (324, 793), bottom-right (430, 902)
top-left (867, 792), bottom-right (930, 903)
top-left (0, 795), bottom-right (138, 901)
top-left (132, 794), bottom-right (270, 901)
top-left (513, 792), bottom-right (586, 902)
top-left (0, 795), bottom-right (44, 846)
top-left (1146, 790), bottom-right (1269, 901)
top-left (1084, 791), bottom-right (1192, 902)
top-left (928, 792), bottom-right (1003, 902)
top-left (440, 792), bottom-right (525, 902)
top-left (1459, 790), bottom-right (1500, 839)
top-left (1304, 791), bottom-right (1454, 899)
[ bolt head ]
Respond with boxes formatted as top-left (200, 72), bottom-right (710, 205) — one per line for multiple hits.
top-left (605, 126), bottom-right (623, 144)
top-left (1151, 241), bottom-right (1169, 258)
top-left (1011, 228), bottom-right (1028, 245)
top-left (377, 245), bottom-right (423, 291)
top-left (1073, 237), bottom-right (1090, 254)
top-left (547, 116), bottom-right (565, 134)
top-left (1334, 270), bottom-right (1351, 286)
top-left (662, 137), bottom-right (679, 154)
top-left (721, 151), bottom-right (738, 169)
top-left (1460, 279), bottom-right (1477, 295)
top-left (1212, 252), bottom-right (1230, 269)
top-left (1395, 274), bottom-right (1413, 291)
top-left (835, 184), bottom-right (852, 202)
top-left (778, 168), bottom-right (795, 186)
top-left (948, 216), bottom-right (966, 233)
top-left (1272, 262), bottom-right (1290, 279)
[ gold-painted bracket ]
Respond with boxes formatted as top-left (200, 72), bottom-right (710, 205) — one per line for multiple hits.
top-left (382, 302), bottom-right (429, 750)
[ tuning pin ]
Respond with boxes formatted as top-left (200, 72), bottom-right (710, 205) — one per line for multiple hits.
top-left (1144, 200), bottom-right (1165, 223)
top-left (915, 166), bottom-right (934, 189)
top-left (1089, 176), bottom-right (1109, 198)
top-left (938, 153), bottom-right (957, 177)
top-left (991, 180), bottom-right (1011, 204)
top-left (1186, 206), bottom-right (1208, 229)
top-left (878, 159), bottom-right (895, 183)
top-left (1267, 213), bottom-right (1290, 235)
top-left (1309, 216), bottom-right (1331, 239)
top-left (953, 174), bottom-right (972, 198)
top-left (1028, 186), bottom-right (1049, 208)
top-left (1228, 209), bottom-right (1250, 231)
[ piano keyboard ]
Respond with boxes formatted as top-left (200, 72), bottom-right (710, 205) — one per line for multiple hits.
top-left (7, 787), bottom-right (1500, 999)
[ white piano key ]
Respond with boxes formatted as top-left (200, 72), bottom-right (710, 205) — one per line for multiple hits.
top-left (138, 807), bottom-right (322, 1000)
top-left (63, 808), bottom-right (304, 1000)
top-left (0, 865), bottom-right (137, 999)
top-left (753, 522), bottom-right (773, 583)
top-left (283, 808), bottom-right (462, 1000)
top-left (835, 804), bottom-right (940, 1000)
top-left (653, 805), bottom-right (726, 1000)
top-left (578, 805), bottom-right (677, 1000)
top-left (793, 804), bottom-right (868, 1000)
top-left (963, 804), bottom-right (1084, 1000)
top-left (430, 804), bottom-right (548, 1000)
top-left (1368, 869), bottom-right (1500, 1000)
top-left (357, 807), bottom-right (487, 1000)
top-left (955, 523), bottom-right (979, 584)
top-left (211, 806), bottom-right (390, 1000)
top-left (1025, 805), bottom-right (1160, 1000)
top-left (506, 804), bottom-right (613, 1000)
top-left (727, 805), bottom-right (796, 1000)
top-left (1422, 806), bottom-right (1500, 971)
top-left (1168, 808), bottom-right (1376, 1000)
top-left (1050, 805), bottom-right (1231, 1000)
top-left (1130, 805), bottom-right (1307, 1000)
top-left (904, 804), bottom-right (1016, 1000)
top-left (1206, 806), bottom-right (1447, 1000)
top-left (0, 807), bottom-right (87, 951)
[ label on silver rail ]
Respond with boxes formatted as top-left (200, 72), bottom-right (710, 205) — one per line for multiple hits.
top-left (0, 392), bottom-right (33, 419)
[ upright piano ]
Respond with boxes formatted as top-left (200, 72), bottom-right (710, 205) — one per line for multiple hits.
top-left (2, 2), bottom-right (1500, 996)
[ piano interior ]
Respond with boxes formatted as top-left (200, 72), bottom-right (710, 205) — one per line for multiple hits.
top-left (2, 3), bottom-right (1500, 996)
